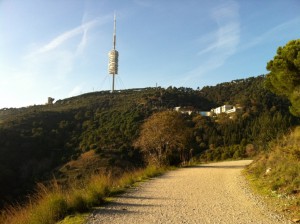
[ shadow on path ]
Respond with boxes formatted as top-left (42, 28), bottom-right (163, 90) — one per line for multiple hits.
top-left (183, 163), bottom-right (249, 169)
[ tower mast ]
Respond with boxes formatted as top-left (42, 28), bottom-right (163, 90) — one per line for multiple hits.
top-left (108, 12), bottom-right (119, 93)
top-left (113, 13), bottom-right (116, 50)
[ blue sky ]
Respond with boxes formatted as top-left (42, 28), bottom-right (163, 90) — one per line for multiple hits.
top-left (0, 0), bottom-right (300, 108)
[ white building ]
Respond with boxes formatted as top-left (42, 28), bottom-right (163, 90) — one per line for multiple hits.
top-left (210, 105), bottom-right (238, 115)
top-left (180, 105), bottom-right (241, 117)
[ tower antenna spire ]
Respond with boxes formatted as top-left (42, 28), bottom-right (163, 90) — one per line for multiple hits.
top-left (113, 12), bottom-right (116, 49)
top-left (108, 12), bottom-right (119, 93)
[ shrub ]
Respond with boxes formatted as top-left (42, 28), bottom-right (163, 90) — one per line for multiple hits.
top-left (0, 166), bottom-right (166, 224)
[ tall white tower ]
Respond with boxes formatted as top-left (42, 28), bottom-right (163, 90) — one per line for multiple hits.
top-left (108, 13), bottom-right (119, 92)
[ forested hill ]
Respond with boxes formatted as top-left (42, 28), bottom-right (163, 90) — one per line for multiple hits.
top-left (0, 87), bottom-right (212, 205)
top-left (199, 76), bottom-right (290, 112)
top-left (0, 75), bottom-right (298, 207)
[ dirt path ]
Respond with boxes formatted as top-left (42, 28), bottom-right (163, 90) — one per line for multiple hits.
top-left (86, 160), bottom-right (290, 224)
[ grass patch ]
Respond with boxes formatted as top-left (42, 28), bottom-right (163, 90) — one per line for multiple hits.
top-left (0, 166), bottom-right (167, 224)
top-left (109, 165), bottom-right (167, 196)
top-left (56, 214), bottom-right (88, 224)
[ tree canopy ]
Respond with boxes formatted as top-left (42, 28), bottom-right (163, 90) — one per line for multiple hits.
top-left (133, 111), bottom-right (193, 166)
top-left (266, 39), bottom-right (300, 116)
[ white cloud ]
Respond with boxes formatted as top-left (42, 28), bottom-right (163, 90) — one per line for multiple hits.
top-left (75, 25), bottom-right (88, 55)
top-left (22, 14), bottom-right (110, 85)
top-left (75, 12), bottom-right (91, 55)
top-left (241, 16), bottom-right (300, 51)
top-left (0, 14), bottom-right (111, 108)
top-left (36, 18), bottom-right (100, 55)
top-left (198, 0), bottom-right (240, 57)
top-left (25, 14), bottom-right (110, 59)
top-left (178, 0), bottom-right (240, 86)
top-left (37, 26), bottom-right (82, 54)
top-left (197, 22), bottom-right (239, 56)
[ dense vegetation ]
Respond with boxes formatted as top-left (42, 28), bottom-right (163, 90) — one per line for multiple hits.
top-left (246, 127), bottom-right (300, 218)
top-left (266, 39), bottom-right (300, 116)
top-left (0, 74), bottom-right (298, 222)
top-left (246, 39), bottom-right (300, 220)
top-left (0, 87), bottom-right (215, 204)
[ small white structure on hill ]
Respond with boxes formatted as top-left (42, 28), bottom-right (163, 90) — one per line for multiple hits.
top-left (200, 104), bottom-right (241, 117)
top-left (211, 105), bottom-right (235, 115)
top-left (175, 105), bottom-right (241, 117)
top-left (174, 106), bottom-right (194, 115)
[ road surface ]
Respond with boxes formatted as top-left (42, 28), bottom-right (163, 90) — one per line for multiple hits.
top-left (86, 160), bottom-right (289, 224)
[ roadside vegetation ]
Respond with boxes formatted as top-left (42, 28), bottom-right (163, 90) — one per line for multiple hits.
top-left (0, 166), bottom-right (166, 224)
top-left (246, 39), bottom-right (300, 221)
top-left (245, 127), bottom-right (300, 220)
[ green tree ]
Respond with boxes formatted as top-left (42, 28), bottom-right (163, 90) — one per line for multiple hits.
top-left (133, 111), bottom-right (192, 166)
top-left (266, 39), bottom-right (300, 116)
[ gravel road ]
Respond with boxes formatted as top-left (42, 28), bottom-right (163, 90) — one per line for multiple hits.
top-left (86, 160), bottom-right (290, 224)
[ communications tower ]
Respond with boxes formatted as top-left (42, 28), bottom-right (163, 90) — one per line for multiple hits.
top-left (108, 13), bottom-right (119, 92)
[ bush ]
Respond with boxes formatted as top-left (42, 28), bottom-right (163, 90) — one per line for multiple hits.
top-left (0, 166), bottom-right (167, 224)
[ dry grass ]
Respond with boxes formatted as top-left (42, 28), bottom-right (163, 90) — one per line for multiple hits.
top-left (246, 126), bottom-right (300, 220)
top-left (0, 166), bottom-right (166, 224)
top-left (0, 183), bottom-right (67, 224)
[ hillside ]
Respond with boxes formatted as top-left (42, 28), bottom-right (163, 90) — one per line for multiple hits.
top-left (0, 87), bottom-right (212, 206)
top-left (246, 127), bottom-right (300, 219)
top-left (0, 76), bottom-right (298, 207)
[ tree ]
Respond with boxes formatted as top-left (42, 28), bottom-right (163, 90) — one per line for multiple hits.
top-left (133, 111), bottom-right (192, 166)
top-left (266, 39), bottom-right (300, 116)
